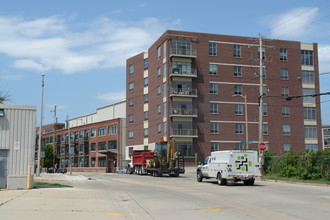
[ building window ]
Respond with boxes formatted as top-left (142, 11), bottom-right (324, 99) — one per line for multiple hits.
top-left (280, 48), bottom-right (288, 61)
top-left (305, 126), bottom-right (317, 139)
top-left (234, 84), bottom-right (242, 95)
top-left (91, 157), bottom-right (96, 167)
top-left (235, 104), bottom-right (243, 115)
top-left (304, 107), bottom-right (316, 120)
top-left (163, 41), bottom-right (167, 57)
top-left (302, 71), bottom-right (314, 84)
top-left (144, 128), bottom-right (148, 138)
top-left (282, 124), bottom-right (291, 136)
top-left (210, 122), bottom-right (219, 134)
top-left (282, 106), bottom-right (290, 117)
top-left (108, 140), bottom-right (117, 150)
top-left (163, 82), bottom-right (167, 98)
top-left (325, 138), bottom-right (330, 146)
top-left (235, 123), bottom-right (244, 134)
top-left (283, 144), bottom-right (291, 153)
top-left (144, 77), bottom-right (149, 87)
top-left (209, 83), bottom-right (218, 94)
top-left (172, 40), bottom-right (191, 56)
top-left (163, 63), bottom-right (167, 79)
top-left (209, 42), bottom-right (217, 56)
top-left (144, 58), bottom-right (148, 70)
top-left (281, 87), bottom-right (289, 97)
top-left (91, 128), bottom-right (96, 137)
top-left (98, 127), bottom-right (106, 136)
top-left (259, 67), bottom-right (266, 78)
top-left (210, 102), bottom-right (218, 114)
top-left (258, 47), bottom-right (265, 60)
top-left (108, 125), bottom-right (117, 135)
top-left (129, 64), bottom-right (134, 76)
top-left (235, 143), bottom-right (243, 149)
top-left (176, 142), bottom-right (193, 157)
top-left (91, 143), bottom-right (96, 151)
top-left (157, 46), bottom-right (161, 59)
top-left (263, 124), bottom-right (268, 135)
top-left (157, 104), bottom-right (161, 115)
top-left (128, 98), bottom-right (134, 107)
top-left (157, 124), bottom-right (161, 135)
top-left (128, 114), bottom-right (134, 124)
top-left (144, 111), bottom-right (148, 121)
top-left (211, 142), bottom-right (219, 152)
top-left (98, 157), bottom-right (106, 167)
top-left (233, 44), bottom-right (241, 58)
top-left (164, 122), bottom-right (167, 136)
top-left (301, 50), bottom-right (313, 66)
top-left (98, 142), bottom-right (106, 151)
top-left (324, 128), bottom-right (330, 136)
top-left (280, 69), bottom-right (288, 80)
top-left (263, 104), bottom-right (268, 116)
top-left (157, 67), bottom-right (161, 78)
top-left (209, 64), bottom-right (217, 75)
top-left (163, 102), bottom-right (167, 117)
top-left (303, 89), bottom-right (315, 103)
top-left (128, 131), bottom-right (134, 140)
top-left (144, 94), bottom-right (148, 103)
top-left (305, 144), bottom-right (318, 152)
top-left (234, 66), bottom-right (242, 77)
top-left (157, 86), bottom-right (161, 96)
top-left (128, 82), bottom-right (134, 91)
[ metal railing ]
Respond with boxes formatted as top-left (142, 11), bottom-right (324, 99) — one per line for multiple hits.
top-left (171, 68), bottom-right (197, 77)
top-left (170, 128), bottom-right (198, 137)
top-left (170, 108), bottom-right (197, 117)
top-left (170, 48), bottom-right (197, 57)
top-left (170, 88), bottom-right (197, 97)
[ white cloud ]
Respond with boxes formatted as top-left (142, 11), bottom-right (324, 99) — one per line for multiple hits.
top-left (0, 74), bottom-right (25, 80)
top-left (97, 91), bottom-right (126, 102)
top-left (0, 15), bottom-right (178, 74)
top-left (266, 7), bottom-right (319, 39)
top-left (319, 44), bottom-right (330, 74)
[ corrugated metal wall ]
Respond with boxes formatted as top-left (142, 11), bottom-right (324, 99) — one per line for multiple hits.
top-left (0, 104), bottom-right (36, 176)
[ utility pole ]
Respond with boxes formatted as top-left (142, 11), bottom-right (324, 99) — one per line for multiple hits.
top-left (258, 33), bottom-right (264, 165)
top-left (243, 94), bottom-right (249, 149)
top-left (37, 74), bottom-right (45, 177)
top-left (67, 115), bottom-right (72, 175)
top-left (52, 105), bottom-right (57, 173)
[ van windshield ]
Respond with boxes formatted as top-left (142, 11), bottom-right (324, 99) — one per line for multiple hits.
top-left (204, 158), bottom-right (209, 165)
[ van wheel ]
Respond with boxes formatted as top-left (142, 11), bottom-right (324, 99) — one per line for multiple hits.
top-left (217, 173), bottom-right (227, 185)
top-left (244, 179), bottom-right (255, 186)
top-left (197, 171), bottom-right (203, 182)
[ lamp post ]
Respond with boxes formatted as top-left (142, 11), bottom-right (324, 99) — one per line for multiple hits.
top-left (37, 74), bottom-right (45, 177)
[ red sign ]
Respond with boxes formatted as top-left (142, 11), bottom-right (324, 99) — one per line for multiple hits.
top-left (258, 142), bottom-right (266, 151)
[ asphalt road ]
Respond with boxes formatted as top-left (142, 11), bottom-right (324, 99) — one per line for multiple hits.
top-left (0, 170), bottom-right (329, 220)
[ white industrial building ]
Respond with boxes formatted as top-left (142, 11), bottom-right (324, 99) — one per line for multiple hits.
top-left (0, 104), bottom-right (36, 189)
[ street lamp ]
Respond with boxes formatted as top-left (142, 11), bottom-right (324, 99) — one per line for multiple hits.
top-left (234, 94), bottom-right (249, 149)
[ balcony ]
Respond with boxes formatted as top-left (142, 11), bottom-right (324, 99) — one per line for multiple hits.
top-left (170, 108), bottom-right (197, 118)
top-left (79, 137), bottom-right (89, 143)
top-left (170, 68), bottom-right (197, 78)
top-left (170, 88), bottom-right (197, 97)
top-left (170, 48), bottom-right (197, 58)
top-left (170, 129), bottom-right (198, 138)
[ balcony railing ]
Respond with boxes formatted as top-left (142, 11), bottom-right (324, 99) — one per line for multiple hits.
top-left (170, 88), bottom-right (197, 97)
top-left (170, 48), bottom-right (197, 58)
top-left (170, 108), bottom-right (197, 117)
top-left (170, 68), bottom-right (197, 78)
top-left (170, 129), bottom-right (198, 138)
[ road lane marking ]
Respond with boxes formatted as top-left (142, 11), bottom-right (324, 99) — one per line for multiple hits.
top-left (316, 202), bottom-right (330, 206)
top-left (106, 212), bottom-right (125, 216)
top-left (195, 207), bottom-right (225, 214)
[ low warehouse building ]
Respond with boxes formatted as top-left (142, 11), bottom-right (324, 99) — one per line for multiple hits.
top-left (0, 104), bottom-right (36, 189)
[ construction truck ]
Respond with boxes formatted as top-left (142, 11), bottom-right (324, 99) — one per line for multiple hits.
top-left (129, 138), bottom-right (185, 177)
top-left (197, 150), bottom-right (261, 185)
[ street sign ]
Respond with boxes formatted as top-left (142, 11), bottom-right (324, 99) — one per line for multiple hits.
top-left (258, 142), bottom-right (266, 151)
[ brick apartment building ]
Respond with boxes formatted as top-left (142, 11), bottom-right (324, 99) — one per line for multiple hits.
top-left (126, 30), bottom-right (322, 164)
top-left (37, 101), bottom-right (127, 173)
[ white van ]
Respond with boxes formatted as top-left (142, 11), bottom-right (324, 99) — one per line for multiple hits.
top-left (197, 150), bottom-right (261, 185)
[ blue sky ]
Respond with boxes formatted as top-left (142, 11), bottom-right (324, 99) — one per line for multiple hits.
top-left (1, 0), bottom-right (330, 125)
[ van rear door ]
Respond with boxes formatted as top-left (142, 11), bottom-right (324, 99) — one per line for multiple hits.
top-left (231, 151), bottom-right (256, 175)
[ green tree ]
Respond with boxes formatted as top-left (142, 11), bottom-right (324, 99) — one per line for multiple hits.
top-left (43, 144), bottom-right (55, 169)
top-left (0, 90), bottom-right (10, 103)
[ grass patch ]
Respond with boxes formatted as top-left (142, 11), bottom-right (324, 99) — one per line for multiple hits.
top-left (262, 174), bottom-right (330, 185)
top-left (34, 182), bottom-right (72, 188)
